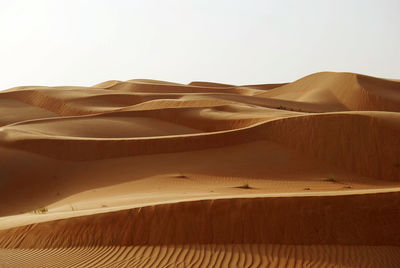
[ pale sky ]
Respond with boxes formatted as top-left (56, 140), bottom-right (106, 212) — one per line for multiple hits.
top-left (0, 0), bottom-right (399, 90)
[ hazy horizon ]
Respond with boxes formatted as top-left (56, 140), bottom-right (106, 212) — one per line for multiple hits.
top-left (0, 0), bottom-right (399, 90)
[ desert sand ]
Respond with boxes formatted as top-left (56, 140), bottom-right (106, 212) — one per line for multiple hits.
top-left (0, 71), bottom-right (399, 267)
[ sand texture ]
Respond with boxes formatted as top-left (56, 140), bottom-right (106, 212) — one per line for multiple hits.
top-left (0, 72), bottom-right (399, 267)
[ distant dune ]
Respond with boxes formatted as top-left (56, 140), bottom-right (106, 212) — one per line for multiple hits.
top-left (0, 72), bottom-right (399, 267)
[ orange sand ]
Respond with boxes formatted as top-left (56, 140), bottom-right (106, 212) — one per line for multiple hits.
top-left (0, 72), bottom-right (399, 267)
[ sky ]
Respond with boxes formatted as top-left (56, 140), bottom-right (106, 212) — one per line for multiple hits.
top-left (0, 0), bottom-right (399, 89)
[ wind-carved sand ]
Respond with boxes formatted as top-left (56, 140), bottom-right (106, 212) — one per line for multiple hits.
top-left (0, 72), bottom-right (399, 267)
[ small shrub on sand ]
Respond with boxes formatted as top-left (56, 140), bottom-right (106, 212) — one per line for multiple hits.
top-left (174, 172), bottom-right (188, 179)
top-left (32, 207), bottom-right (48, 214)
top-left (236, 183), bottom-right (252, 189)
top-left (324, 175), bottom-right (336, 182)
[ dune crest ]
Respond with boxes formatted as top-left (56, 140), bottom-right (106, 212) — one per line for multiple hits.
top-left (258, 72), bottom-right (400, 112)
top-left (1, 71), bottom-right (399, 267)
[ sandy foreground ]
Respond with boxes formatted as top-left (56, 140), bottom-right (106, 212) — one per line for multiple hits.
top-left (0, 72), bottom-right (399, 267)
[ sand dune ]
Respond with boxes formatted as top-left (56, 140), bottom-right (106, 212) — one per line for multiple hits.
top-left (0, 71), bottom-right (399, 267)
top-left (2, 192), bottom-right (400, 247)
top-left (257, 72), bottom-right (400, 112)
top-left (2, 245), bottom-right (399, 268)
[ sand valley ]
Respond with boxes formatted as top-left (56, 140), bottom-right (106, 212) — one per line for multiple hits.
top-left (0, 71), bottom-right (399, 267)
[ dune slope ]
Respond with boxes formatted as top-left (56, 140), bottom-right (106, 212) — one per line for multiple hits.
top-left (0, 72), bottom-right (399, 267)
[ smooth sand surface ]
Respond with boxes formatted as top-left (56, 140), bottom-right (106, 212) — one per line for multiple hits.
top-left (0, 71), bottom-right (399, 267)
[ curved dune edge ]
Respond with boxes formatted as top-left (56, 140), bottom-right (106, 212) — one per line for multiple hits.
top-left (1, 191), bottom-right (400, 248)
top-left (257, 72), bottom-right (400, 112)
top-left (1, 244), bottom-right (400, 268)
top-left (1, 188), bottom-right (399, 231)
top-left (3, 72), bottom-right (399, 120)
top-left (1, 71), bottom-right (399, 266)
top-left (2, 112), bottom-right (399, 181)
top-left (3, 104), bottom-right (280, 134)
